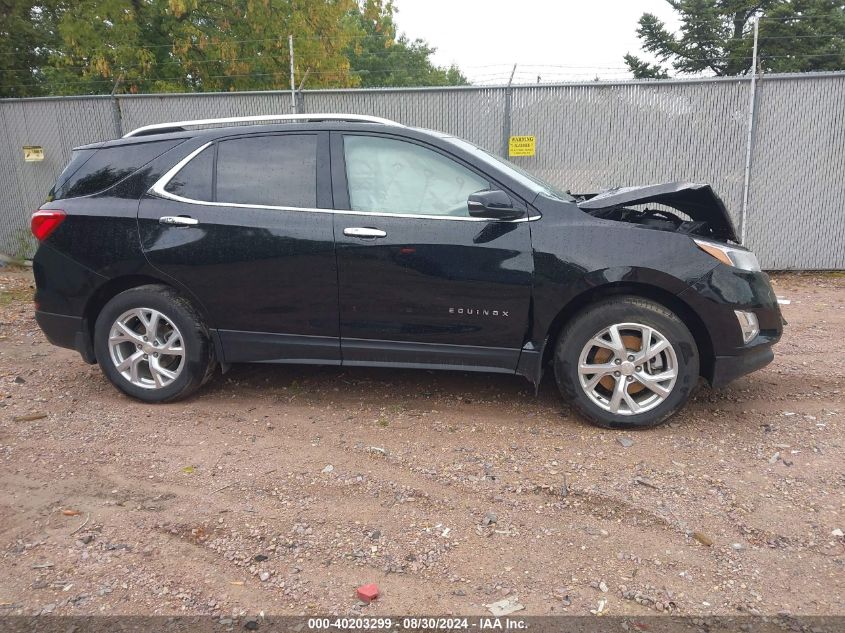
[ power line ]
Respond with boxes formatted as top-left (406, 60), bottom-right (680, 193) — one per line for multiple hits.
top-left (0, 9), bottom-right (839, 59)
top-left (757, 33), bottom-right (845, 39)
top-left (758, 14), bottom-right (843, 20)
top-left (4, 47), bottom-right (841, 83)
top-left (0, 29), bottom-right (470, 58)
top-left (4, 52), bottom-right (842, 91)
top-left (3, 26), bottom-right (838, 58)
top-left (0, 65), bottom-right (473, 90)
top-left (0, 43), bottom-right (484, 75)
top-left (661, 33), bottom-right (844, 43)
top-left (0, 32), bottom-right (404, 57)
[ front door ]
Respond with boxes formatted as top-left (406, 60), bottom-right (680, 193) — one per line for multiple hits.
top-left (138, 132), bottom-right (340, 364)
top-left (331, 132), bottom-right (533, 372)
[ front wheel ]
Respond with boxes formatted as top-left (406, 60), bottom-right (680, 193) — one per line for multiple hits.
top-left (554, 296), bottom-right (699, 429)
top-left (94, 285), bottom-right (215, 403)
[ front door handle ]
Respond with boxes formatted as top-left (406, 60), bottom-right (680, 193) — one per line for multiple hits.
top-left (159, 216), bottom-right (199, 226)
top-left (343, 227), bottom-right (386, 239)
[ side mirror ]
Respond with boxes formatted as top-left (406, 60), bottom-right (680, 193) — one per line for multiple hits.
top-left (467, 190), bottom-right (524, 220)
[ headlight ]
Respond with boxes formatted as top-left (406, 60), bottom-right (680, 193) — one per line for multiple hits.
top-left (693, 239), bottom-right (761, 272)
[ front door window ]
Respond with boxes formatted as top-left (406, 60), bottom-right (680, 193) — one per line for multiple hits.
top-left (343, 135), bottom-right (489, 217)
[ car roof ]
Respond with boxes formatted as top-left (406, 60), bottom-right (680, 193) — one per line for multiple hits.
top-left (75, 118), bottom-right (450, 152)
top-left (68, 114), bottom-right (546, 208)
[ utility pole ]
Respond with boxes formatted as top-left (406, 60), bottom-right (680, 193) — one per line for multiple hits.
top-left (740, 17), bottom-right (759, 246)
top-left (289, 34), bottom-right (296, 114)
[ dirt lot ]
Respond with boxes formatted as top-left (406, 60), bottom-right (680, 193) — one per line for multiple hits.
top-left (0, 268), bottom-right (843, 619)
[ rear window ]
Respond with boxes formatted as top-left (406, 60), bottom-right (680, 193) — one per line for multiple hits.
top-left (49, 148), bottom-right (97, 200)
top-left (51, 139), bottom-right (182, 201)
top-left (215, 134), bottom-right (317, 208)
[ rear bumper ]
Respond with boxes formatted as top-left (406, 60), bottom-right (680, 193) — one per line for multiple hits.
top-left (709, 340), bottom-right (775, 388)
top-left (35, 310), bottom-right (96, 364)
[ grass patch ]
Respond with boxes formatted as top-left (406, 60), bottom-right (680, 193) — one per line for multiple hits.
top-left (0, 285), bottom-right (33, 307)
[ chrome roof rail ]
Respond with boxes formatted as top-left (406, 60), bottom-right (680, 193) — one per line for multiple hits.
top-left (123, 113), bottom-right (402, 138)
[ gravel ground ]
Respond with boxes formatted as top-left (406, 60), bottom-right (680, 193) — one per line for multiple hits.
top-left (0, 268), bottom-right (843, 619)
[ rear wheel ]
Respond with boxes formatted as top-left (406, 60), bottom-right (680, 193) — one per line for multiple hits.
top-left (94, 285), bottom-right (215, 402)
top-left (554, 296), bottom-right (699, 429)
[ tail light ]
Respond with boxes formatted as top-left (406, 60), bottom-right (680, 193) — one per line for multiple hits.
top-left (31, 209), bottom-right (66, 241)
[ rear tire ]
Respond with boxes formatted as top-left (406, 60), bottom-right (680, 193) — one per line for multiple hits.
top-left (554, 296), bottom-right (699, 429)
top-left (94, 285), bottom-right (215, 403)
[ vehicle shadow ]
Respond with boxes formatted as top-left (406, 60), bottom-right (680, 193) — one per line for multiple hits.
top-left (192, 360), bottom-right (793, 430)
top-left (200, 362), bottom-right (563, 408)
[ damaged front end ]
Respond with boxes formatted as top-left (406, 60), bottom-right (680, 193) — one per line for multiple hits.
top-left (576, 182), bottom-right (738, 243)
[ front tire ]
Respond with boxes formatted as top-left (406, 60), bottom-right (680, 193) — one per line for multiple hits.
top-left (554, 296), bottom-right (699, 429)
top-left (94, 285), bottom-right (215, 403)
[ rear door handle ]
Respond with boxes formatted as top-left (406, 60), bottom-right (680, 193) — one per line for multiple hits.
top-left (159, 216), bottom-right (199, 226)
top-left (343, 227), bottom-right (386, 238)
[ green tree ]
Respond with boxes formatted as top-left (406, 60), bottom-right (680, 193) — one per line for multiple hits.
top-left (0, 1), bottom-right (62, 97)
top-left (625, 0), bottom-right (845, 78)
top-left (44, 0), bottom-right (363, 95)
top-left (623, 53), bottom-right (669, 79)
top-left (345, 0), bottom-right (467, 88)
top-left (0, 0), bottom-right (468, 96)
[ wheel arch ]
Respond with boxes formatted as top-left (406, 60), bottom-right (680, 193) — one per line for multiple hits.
top-left (82, 274), bottom-right (222, 365)
top-left (541, 281), bottom-right (715, 382)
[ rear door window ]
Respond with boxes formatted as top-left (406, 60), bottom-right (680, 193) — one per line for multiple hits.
top-left (215, 134), bottom-right (317, 208)
top-left (164, 146), bottom-right (214, 201)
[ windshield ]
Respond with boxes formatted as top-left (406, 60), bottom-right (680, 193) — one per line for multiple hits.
top-left (445, 137), bottom-right (574, 202)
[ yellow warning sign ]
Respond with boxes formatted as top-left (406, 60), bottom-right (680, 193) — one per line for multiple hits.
top-left (23, 146), bottom-right (44, 162)
top-left (508, 135), bottom-right (535, 157)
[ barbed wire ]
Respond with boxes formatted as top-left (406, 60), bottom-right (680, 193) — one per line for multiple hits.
top-left (4, 58), bottom-right (843, 92)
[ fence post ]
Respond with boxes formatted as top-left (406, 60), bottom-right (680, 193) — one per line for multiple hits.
top-left (110, 75), bottom-right (124, 138)
top-left (111, 96), bottom-right (123, 138)
top-left (296, 69), bottom-right (310, 115)
top-left (740, 18), bottom-right (759, 245)
top-left (501, 65), bottom-right (517, 158)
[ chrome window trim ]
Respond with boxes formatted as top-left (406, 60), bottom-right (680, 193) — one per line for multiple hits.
top-left (151, 141), bottom-right (215, 200)
top-left (149, 141), bottom-right (540, 223)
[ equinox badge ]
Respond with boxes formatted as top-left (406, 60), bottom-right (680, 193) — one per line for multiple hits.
top-left (449, 307), bottom-right (510, 317)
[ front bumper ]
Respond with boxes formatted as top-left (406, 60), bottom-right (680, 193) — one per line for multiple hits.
top-left (35, 310), bottom-right (96, 364)
top-left (710, 339), bottom-right (775, 388)
top-left (679, 265), bottom-right (783, 387)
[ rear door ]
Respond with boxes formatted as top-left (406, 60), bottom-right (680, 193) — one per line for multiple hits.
top-left (331, 132), bottom-right (533, 372)
top-left (138, 131), bottom-right (340, 364)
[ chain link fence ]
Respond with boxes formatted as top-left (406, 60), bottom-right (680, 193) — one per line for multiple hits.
top-left (1, 72), bottom-right (843, 269)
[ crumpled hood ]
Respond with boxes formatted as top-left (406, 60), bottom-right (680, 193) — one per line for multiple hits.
top-left (577, 181), bottom-right (738, 242)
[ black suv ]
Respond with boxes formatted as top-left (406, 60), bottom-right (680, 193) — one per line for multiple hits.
top-left (31, 114), bottom-right (782, 428)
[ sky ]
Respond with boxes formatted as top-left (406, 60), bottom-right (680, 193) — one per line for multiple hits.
top-left (392, 0), bottom-right (682, 84)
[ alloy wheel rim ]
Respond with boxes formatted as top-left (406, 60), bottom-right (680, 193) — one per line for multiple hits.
top-left (107, 307), bottom-right (185, 389)
top-left (577, 322), bottom-right (678, 416)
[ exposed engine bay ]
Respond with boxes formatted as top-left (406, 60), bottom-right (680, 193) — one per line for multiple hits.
top-left (585, 205), bottom-right (709, 236)
top-left (575, 181), bottom-right (739, 242)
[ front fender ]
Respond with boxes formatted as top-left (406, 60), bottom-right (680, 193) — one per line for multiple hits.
top-left (529, 262), bottom-right (715, 349)
top-left (517, 264), bottom-right (712, 389)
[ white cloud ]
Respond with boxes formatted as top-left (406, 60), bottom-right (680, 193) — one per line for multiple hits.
top-left (393, 0), bottom-right (682, 83)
